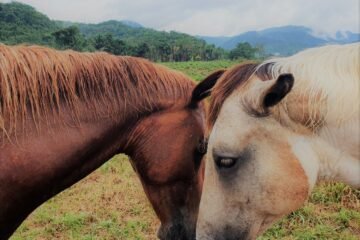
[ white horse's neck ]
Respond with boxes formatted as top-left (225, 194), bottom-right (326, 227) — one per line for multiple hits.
top-left (268, 44), bottom-right (360, 190)
top-left (311, 136), bottom-right (360, 188)
top-left (290, 134), bottom-right (360, 190)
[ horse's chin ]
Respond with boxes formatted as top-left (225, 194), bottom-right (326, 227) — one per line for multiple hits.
top-left (234, 215), bottom-right (280, 240)
top-left (255, 215), bottom-right (280, 238)
top-left (157, 222), bottom-right (195, 240)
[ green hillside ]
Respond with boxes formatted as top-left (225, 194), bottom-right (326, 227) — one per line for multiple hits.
top-left (0, 2), bottom-right (59, 45)
top-left (0, 2), bottom-right (228, 62)
top-left (69, 20), bottom-right (226, 61)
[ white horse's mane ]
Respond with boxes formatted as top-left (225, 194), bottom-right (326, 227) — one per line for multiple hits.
top-left (258, 43), bottom-right (360, 128)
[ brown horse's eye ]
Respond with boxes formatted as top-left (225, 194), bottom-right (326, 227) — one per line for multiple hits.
top-left (194, 138), bottom-right (207, 171)
top-left (197, 138), bottom-right (208, 155)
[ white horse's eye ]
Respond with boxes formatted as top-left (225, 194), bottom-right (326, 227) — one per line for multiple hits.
top-left (215, 157), bottom-right (237, 169)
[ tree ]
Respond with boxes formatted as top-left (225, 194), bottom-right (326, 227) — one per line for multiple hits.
top-left (254, 44), bottom-right (267, 59)
top-left (229, 42), bottom-right (258, 60)
top-left (135, 43), bottom-right (150, 58)
top-left (52, 26), bottom-right (86, 51)
top-left (0, 2), bottom-right (231, 61)
top-left (93, 33), bottom-right (127, 55)
top-left (156, 41), bottom-right (171, 61)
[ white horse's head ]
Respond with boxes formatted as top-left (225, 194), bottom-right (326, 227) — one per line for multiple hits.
top-left (198, 44), bottom-right (360, 238)
top-left (195, 64), bottom-right (313, 239)
top-left (195, 44), bottom-right (360, 239)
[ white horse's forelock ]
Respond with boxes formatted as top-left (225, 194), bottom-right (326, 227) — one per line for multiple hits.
top-left (257, 43), bottom-right (360, 128)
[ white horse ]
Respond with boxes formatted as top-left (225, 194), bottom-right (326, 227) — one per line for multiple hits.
top-left (193, 43), bottom-right (360, 239)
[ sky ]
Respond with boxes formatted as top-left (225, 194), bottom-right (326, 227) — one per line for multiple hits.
top-left (2, 0), bottom-right (359, 37)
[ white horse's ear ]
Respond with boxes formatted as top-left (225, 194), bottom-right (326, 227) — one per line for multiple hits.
top-left (262, 73), bottom-right (294, 108)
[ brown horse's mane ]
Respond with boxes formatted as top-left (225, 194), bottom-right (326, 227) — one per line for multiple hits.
top-left (208, 62), bottom-right (273, 127)
top-left (0, 44), bottom-right (195, 134)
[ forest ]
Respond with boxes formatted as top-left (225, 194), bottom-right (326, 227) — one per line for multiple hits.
top-left (0, 2), bottom-right (262, 62)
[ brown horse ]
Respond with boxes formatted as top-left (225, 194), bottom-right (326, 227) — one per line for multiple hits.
top-left (0, 45), bottom-right (207, 240)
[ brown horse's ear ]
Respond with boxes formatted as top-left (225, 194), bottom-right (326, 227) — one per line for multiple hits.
top-left (262, 73), bottom-right (294, 108)
top-left (189, 69), bottom-right (225, 108)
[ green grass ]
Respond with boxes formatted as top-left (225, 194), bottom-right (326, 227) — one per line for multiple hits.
top-left (11, 156), bottom-right (158, 240)
top-left (162, 60), bottom-right (238, 81)
top-left (10, 60), bottom-right (360, 239)
top-left (259, 183), bottom-right (360, 240)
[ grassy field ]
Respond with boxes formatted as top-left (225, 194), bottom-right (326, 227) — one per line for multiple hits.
top-left (11, 60), bottom-right (360, 240)
top-left (162, 60), bottom-right (237, 81)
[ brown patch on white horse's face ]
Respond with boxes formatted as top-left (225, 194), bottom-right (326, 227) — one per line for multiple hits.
top-left (197, 76), bottom-right (309, 239)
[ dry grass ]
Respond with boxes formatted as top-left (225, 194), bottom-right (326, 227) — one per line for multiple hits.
top-left (11, 155), bottom-right (159, 240)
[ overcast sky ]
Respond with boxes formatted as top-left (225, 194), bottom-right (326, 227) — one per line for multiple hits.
top-left (3, 0), bottom-right (359, 36)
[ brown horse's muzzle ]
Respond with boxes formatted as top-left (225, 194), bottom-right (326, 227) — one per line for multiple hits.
top-left (196, 218), bottom-right (254, 240)
top-left (157, 220), bottom-right (196, 240)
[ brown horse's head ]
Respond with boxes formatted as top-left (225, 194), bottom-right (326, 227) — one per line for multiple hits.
top-left (123, 74), bottom-right (219, 240)
top-left (0, 44), bottom-right (211, 240)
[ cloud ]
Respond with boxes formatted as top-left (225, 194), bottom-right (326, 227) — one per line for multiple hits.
top-left (4, 0), bottom-right (359, 36)
top-left (162, 0), bottom-right (360, 36)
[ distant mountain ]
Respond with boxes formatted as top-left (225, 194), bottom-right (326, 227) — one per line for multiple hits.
top-left (120, 20), bottom-right (143, 28)
top-left (198, 36), bottom-right (231, 47)
top-left (1, 1), bottom-right (358, 59)
top-left (0, 2), bottom-right (225, 62)
top-left (333, 31), bottom-right (360, 44)
top-left (0, 2), bottom-right (59, 44)
top-left (0, 1), bottom-right (211, 50)
top-left (57, 20), bottom-right (149, 39)
top-left (199, 25), bottom-right (360, 56)
top-left (58, 20), bottom-right (213, 56)
top-left (56, 19), bottom-right (144, 36)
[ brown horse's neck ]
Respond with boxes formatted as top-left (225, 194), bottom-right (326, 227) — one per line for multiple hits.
top-left (0, 98), bottom-right (163, 239)
top-left (0, 45), bottom-right (201, 240)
